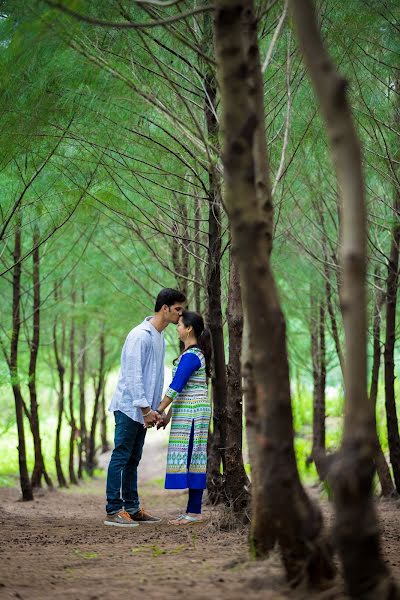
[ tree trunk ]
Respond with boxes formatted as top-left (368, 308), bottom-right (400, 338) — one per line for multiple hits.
top-left (214, 0), bottom-right (335, 585)
top-left (29, 226), bottom-right (53, 489)
top-left (68, 311), bottom-right (78, 485)
top-left (100, 380), bottom-right (110, 454)
top-left (242, 312), bottom-right (265, 548)
top-left (203, 14), bottom-right (228, 505)
top-left (309, 294), bottom-right (328, 480)
top-left (53, 286), bottom-right (68, 488)
top-left (370, 283), bottom-right (395, 497)
top-left (384, 79), bottom-right (400, 490)
top-left (10, 219), bottom-right (33, 501)
top-left (324, 258), bottom-right (345, 378)
top-left (225, 248), bottom-right (250, 517)
top-left (87, 330), bottom-right (105, 475)
top-left (289, 0), bottom-right (399, 596)
top-left (193, 195), bottom-right (202, 313)
top-left (78, 287), bottom-right (87, 479)
top-left (241, 2), bottom-right (276, 553)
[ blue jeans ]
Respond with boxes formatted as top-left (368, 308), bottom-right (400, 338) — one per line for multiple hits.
top-left (106, 411), bottom-right (146, 515)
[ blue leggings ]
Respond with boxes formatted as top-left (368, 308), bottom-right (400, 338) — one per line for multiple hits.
top-left (186, 421), bottom-right (203, 514)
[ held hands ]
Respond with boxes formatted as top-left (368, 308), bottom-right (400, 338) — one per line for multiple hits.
top-left (142, 408), bottom-right (170, 429)
top-left (156, 410), bottom-right (171, 430)
top-left (142, 409), bottom-right (159, 429)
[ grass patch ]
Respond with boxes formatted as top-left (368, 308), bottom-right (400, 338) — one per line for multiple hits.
top-left (74, 549), bottom-right (98, 559)
top-left (147, 476), bottom-right (164, 487)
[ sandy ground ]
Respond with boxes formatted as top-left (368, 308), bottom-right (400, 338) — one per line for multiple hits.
top-left (1, 430), bottom-right (400, 600)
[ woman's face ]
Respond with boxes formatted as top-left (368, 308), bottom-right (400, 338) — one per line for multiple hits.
top-left (177, 317), bottom-right (191, 341)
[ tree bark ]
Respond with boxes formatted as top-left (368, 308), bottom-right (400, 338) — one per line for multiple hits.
top-left (241, 0), bottom-right (276, 551)
top-left (78, 286), bottom-right (87, 479)
top-left (87, 330), bottom-right (105, 475)
top-left (370, 283), bottom-right (395, 497)
top-left (100, 380), bottom-right (110, 454)
top-left (193, 195), bottom-right (202, 313)
top-left (225, 248), bottom-right (250, 517)
top-left (10, 219), bottom-right (33, 501)
top-left (309, 294), bottom-right (328, 480)
top-left (289, 0), bottom-right (399, 596)
top-left (53, 284), bottom-right (68, 488)
top-left (29, 226), bottom-right (52, 489)
top-left (384, 72), bottom-right (400, 492)
top-left (323, 257), bottom-right (345, 378)
top-left (214, 0), bottom-right (335, 585)
top-left (203, 13), bottom-right (228, 505)
top-left (68, 308), bottom-right (78, 485)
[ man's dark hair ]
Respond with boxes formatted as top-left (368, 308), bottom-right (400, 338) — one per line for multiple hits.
top-left (154, 288), bottom-right (186, 312)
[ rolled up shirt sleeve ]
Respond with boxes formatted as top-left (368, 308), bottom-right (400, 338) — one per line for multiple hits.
top-left (125, 332), bottom-right (151, 409)
top-left (165, 353), bottom-right (201, 400)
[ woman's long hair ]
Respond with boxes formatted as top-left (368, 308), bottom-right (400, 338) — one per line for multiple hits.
top-left (176, 310), bottom-right (213, 379)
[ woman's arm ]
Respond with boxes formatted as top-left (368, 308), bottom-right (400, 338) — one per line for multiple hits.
top-left (157, 352), bottom-right (201, 413)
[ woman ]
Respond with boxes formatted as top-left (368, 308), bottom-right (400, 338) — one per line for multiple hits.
top-left (156, 310), bottom-right (212, 525)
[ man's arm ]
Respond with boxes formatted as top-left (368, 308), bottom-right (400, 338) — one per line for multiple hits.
top-left (125, 332), bottom-right (158, 426)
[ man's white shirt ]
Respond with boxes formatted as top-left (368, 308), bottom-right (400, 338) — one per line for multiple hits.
top-left (108, 317), bottom-right (165, 424)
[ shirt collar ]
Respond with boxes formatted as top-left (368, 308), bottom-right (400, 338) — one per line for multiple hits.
top-left (143, 316), bottom-right (162, 336)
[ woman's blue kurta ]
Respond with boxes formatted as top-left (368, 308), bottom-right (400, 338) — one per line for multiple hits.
top-left (165, 347), bottom-right (210, 489)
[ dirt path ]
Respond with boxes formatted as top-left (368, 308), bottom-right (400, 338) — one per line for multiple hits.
top-left (1, 431), bottom-right (400, 600)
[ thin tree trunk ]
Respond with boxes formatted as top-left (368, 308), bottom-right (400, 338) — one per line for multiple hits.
top-left (29, 226), bottom-right (52, 489)
top-left (10, 219), bottom-right (33, 501)
top-left (214, 0), bottom-right (335, 585)
top-left (87, 330), bottom-right (105, 475)
top-left (324, 259), bottom-right (345, 378)
top-left (384, 82), bottom-right (400, 490)
top-left (100, 379), bottom-right (110, 453)
top-left (193, 195), bottom-right (202, 313)
top-left (225, 249), bottom-right (250, 517)
top-left (68, 310), bottom-right (78, 485)
top-left (242, 313), bottom-right (263, 545)
top-left (53, 284), bottom-right (68, 488)
top-left (289, 1), bottom-right (399, 596)
top-left (370, 283), bottom-right (395, 497)
top-left (78, 286), bottom-right (87, 479)
top-left (309, 294), bottom-right (328, 480)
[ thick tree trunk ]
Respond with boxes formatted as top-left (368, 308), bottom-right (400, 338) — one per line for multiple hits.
top-left (290, 1), bottom-right (399, 596)
top-left (203, 16), bottom-right (228, 505)
top-left (29, 227), bottom-right (52, 489)
top-left (10, 220), bottom-right (33, 501)
top-left (370, 284), bottom-right (395, 497)
top-left (87, 330), bottom-right (105, 476)
top-left (214, 0), bottom-right (335, 585)
top-left (225, 249), bottom-right (250, 517)
top-left (53, 292), bottom-right (68, 488)
top-left (240, 2), bottom-right (276, 552)
top-left (68, 313), bottom-right (78, 485)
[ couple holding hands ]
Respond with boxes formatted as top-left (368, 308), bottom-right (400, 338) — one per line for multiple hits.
top-left (104, 288), bottom-right (212, 527)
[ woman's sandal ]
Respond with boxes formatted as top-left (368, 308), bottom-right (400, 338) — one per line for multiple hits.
top-left (168, 514), bottom-right (204, 526)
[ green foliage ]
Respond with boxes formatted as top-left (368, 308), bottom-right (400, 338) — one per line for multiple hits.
top-left (0, 0), bottom-right (398, 495)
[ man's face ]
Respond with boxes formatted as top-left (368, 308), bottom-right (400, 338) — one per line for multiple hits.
top-left (164, 302), bottom-right (185, 324)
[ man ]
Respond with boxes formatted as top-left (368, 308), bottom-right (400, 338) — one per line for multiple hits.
top-left (104, 288), bottom-right (186, 527)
